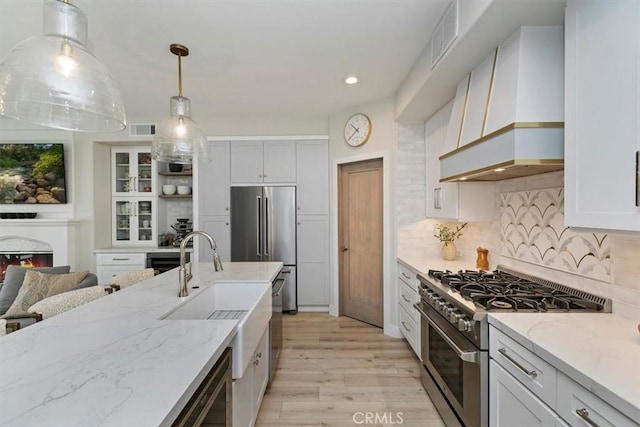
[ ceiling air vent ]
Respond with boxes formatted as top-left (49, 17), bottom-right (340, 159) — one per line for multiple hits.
top-left (431, 0), bottom-right (458, 68)
top-left (129, 123), bottom-right (156, 136)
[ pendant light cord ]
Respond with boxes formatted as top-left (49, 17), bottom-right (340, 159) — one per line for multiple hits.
top-left (177, 52), bottom-right (183, 97)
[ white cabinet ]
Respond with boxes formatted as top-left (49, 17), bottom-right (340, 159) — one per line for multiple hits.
top-left (230, 140), bottom-right (296, 184)
top-left (296, 140), bottom-right (329, 215)
top-left (397, 262), bottom-right (420, 359)
top-left (565, 0), bottom-right (640, 231)
top-left (199, 216), bottom-right (230, 263)
top-left (232, 325), bottom-right (269, 427)
top-left (490, 360), bottom-right (566, 427)
top-left (426, 100), bottom-right (496, 221)
top-left (199, 141), bottom-right (230, 217)
top-left (95, 253), bottom-right (146, 285)
top-left (459, 50), bottom-right (496, 147)
top-left (489, 325), bottom-right (637, 427)
top-left (198, 141), bottom-right (231, 262)
top-left (556, 371), bottom-right (636, 427)
top-left (297, 215), bottom-right (329, 306)
top-left (111, 148), bottom-right (155, 196)
top-left (112, 197), bottom-right (156, 246)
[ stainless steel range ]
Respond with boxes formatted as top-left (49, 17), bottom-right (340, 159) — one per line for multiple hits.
top-left (414, 265), bottom-right (612, 427)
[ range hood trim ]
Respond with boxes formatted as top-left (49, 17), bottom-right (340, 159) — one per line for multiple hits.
top-left (439, 158), bottom-right (564, 182)
top-left (439, 121), bottom-right (564, 161)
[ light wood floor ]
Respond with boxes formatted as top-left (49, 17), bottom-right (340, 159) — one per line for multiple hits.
top-left (255, 313), bottom-right (445, 427)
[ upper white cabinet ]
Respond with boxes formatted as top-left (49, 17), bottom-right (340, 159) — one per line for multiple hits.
top-left (296, 140), bottom-right (329, 215)
top-left (426, 100), bottom-right (496, 221)
top-left (459, 49), bottom-right (496, 147)
top-left (230, 140), bottom-right (296, 184)
top-left (564, 0), bottom-right (640, 231)
top-left (111, 148), bottom-right (155, 196)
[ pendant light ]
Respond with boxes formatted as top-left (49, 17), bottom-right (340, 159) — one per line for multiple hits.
top-left (151, 44), bottom-right (209, 164)
top-left (0, 0), bottom-right (126, 132)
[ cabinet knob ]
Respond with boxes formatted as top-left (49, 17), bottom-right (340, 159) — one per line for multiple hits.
top-left (225, 207), bottom-right (229, 211)
top-left (225, 222), bottom-right (229, 226)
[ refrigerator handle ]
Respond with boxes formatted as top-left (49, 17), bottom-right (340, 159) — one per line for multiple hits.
top-left (256, 196), bottom-right (262, 256)
top-left (264, 197), bottom-right (269, 256)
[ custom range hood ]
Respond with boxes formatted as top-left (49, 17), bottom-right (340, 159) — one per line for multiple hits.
top-left (440, 26), bottom-right (564, 182)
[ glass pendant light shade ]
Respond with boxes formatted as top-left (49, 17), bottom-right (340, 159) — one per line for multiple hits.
top-left (151, 43), bottom-right (209, 164)
top-left (0, 0), bottom-right (126, 132)
top-left (151, 96), bottom-right (209, 164)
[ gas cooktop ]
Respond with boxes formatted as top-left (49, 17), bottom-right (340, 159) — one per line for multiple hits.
top-left (424, 266), bottom-right (611, 313)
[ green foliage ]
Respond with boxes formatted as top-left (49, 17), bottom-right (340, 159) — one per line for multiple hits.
top-left (31, 144), bottom-right (64, 177)
top-left (434, 222), bottom-right (467, 244)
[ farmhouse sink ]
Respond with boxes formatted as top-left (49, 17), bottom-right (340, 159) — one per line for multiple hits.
top-left (160, 282), bottom-right (271, 378)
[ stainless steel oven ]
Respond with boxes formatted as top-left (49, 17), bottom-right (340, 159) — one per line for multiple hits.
top-left (414, 266), bottom-right (611, 427)
top-left (415, 302), bottom-right (487, 427)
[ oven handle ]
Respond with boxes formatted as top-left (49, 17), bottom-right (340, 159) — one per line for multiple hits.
top-left (414, 303), bottom-right (478, 364)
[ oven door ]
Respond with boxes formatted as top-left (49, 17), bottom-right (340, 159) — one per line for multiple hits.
top-left (415, 302), bottom-right (487, 427)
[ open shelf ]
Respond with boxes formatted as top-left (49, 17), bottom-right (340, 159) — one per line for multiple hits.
top-left (159, 195), bottom-right (192, 199)
top-left (158, 171), bottom-right (193, 176)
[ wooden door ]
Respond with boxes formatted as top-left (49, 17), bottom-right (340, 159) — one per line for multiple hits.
top-left (338, 158), bottom-right (383, 327)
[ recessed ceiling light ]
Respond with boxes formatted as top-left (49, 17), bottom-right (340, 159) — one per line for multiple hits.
top-left (494, 168), bottom-right (506, 172)
top-left (459, 177), bottom-right (468, 181)
top-left (345, 76), bottom-right (358, 85)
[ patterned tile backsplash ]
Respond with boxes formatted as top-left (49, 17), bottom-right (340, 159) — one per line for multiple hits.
top-left (500, 188), bottom-right (611, 281)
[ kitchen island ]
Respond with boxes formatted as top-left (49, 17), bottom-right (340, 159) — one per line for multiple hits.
top-left (0, 262), bottom-right (281, 426)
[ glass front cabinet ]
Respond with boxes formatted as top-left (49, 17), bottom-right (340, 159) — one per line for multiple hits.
top-left (111, 148), bottom-right (156, 196)
top-left (112, 197), bottom-right (156, 245)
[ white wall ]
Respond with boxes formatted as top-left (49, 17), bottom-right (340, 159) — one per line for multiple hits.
top-left (328, 98), bottom-right (401, 338)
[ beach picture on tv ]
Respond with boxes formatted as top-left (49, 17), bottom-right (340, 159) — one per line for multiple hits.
top-left (0, 143), bottom-right (67, 204)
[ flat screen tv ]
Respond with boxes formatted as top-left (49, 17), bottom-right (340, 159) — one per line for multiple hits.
top-left (0, 143), bottom-right (67, 204)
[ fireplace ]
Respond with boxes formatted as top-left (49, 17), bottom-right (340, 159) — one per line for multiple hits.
top-left (1, 252), bottom-right (54, 283)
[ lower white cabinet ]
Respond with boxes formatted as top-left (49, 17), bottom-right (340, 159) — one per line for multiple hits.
top-left (397, 262), bottom-right (420, 359)
top-left (297, 215), bottom-right (329, 307)
top-left (556, 371), bottom-right (636, 427)
top-left (95, 253), bottom-right (146, 285)
top-left (232, 325), bottom-right (269, 427)
top-left (489, 326), bottom-right (638, 427)
top-left (490, 360), bottom-right (566, 427)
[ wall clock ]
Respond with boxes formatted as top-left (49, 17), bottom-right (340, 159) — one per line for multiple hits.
top-left (344, 113), bottom-right (372, 147)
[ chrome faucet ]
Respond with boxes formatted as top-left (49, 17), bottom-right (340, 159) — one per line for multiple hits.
top-left (179, 230), bottom-right (224, 297)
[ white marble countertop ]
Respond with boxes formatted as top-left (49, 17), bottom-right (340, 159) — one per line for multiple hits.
top-left (0, 261), bottom-right (282, 426)
top-left (488, 313), bottom-right (640, 422)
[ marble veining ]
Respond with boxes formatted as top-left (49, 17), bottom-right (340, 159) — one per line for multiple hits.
top-left (0, 262), bottom-right (281, 426)
top-left (488, 313), bottom-right (640, 423)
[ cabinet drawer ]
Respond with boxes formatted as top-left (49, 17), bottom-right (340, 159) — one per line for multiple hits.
top-left (556, 371), bottom-right (638, 427)
top-left (398, 262), bottom-right (418, 288)
top-left (490, 327), bottom-right (557, 407)
top-left (398, 304), bottom-right (420, 359)
top-left (398, 280), bottom-right (419, 323)
top-left (96, 253), bottom-right (146, 265)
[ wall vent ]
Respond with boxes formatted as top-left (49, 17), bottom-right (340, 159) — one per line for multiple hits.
top-left (129, 123), bottom-right (156, 136)
top-left (431, 0), bottom-right (458, 69)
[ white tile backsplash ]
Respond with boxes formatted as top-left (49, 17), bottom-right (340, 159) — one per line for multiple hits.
top-left (396, 122), bottom-right (640, 321)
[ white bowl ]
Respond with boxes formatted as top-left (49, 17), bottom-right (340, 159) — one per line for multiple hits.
top-left (162, 185), bottom-right (177, 195)
top-left (177, 185), bottom-right (191, 195)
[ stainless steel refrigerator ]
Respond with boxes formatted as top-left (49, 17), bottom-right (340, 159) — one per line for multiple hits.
top-left (230, 186), bottom-right (297, 312)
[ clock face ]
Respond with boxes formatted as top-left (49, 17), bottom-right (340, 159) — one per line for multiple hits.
top-left (344, 113), bottom-right (372, 147)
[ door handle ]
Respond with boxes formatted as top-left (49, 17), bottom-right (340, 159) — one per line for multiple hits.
top-left (341, 245), bottom-right (348, 252)
top-left (264, 196), bottom-right (269, 256)
top-left (256, 196), bottom-right (262, 256)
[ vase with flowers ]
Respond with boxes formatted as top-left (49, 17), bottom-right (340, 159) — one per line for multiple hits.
top-left (434, 222), bottom-right (467, 260)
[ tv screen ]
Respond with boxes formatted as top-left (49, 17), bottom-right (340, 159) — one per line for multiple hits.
top-left (0, 143), bottom-right (67, 204)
